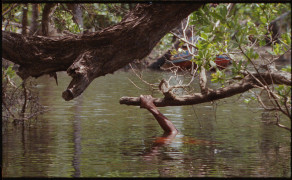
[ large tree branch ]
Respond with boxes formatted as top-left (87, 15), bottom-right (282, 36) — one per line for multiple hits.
top-left (120, 71), bottom-right (291, 107)
top-left (2, 3), bottom-right (203, 101)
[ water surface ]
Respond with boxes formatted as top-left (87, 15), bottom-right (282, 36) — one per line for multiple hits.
top-left (2, 70), bottom-right (291, 177)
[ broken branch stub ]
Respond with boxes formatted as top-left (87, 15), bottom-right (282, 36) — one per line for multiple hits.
top-left (62, 50), bottom-right (105, 101)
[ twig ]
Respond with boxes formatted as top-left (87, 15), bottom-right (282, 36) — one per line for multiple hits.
top-left (129, 64), bottom-right (158, 90)
top-left (127, 78), bottom-right (142, 90)
top-left (170, 32), bottom-right (199, 50)
top-left (275, 113), bottom-right (291, 131)
top-left (2, 4), bottom-right (18, 17)
top-left (254, 91), bottom-right (279, 111)
top-left (2, 100), bottom-right (16, 119)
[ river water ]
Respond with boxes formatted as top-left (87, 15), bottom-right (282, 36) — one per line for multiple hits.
top-left (2, 69), bottom-right (291, 177)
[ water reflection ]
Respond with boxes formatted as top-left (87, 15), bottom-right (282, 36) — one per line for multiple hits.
top-left (140, 129), bottom-right (226, 177)
top-left (142, 132), bottom-right (179, 161)
top-left (71, 97), bottom-right (82, 177)
top-left (2, 70), bottom-right (291, 177)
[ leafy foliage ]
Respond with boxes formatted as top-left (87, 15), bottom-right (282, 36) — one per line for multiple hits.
top-left (163, 3), bottom-right (291, 128)
top-left (188, 3), bottom-right (291, 86)
top-left (82, 4), bottom-right (129, 31)
top-left (2, 3), bottom-right (131, 34)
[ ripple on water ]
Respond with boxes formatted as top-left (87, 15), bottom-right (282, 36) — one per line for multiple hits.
top-left (2, 71), bottom-right (291, 178)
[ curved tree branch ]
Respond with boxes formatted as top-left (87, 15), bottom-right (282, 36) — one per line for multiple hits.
top-left (2, 3), bottom-right (204, 101)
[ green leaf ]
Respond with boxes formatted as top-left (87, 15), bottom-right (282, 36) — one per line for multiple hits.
top-left (284, 33), bottom-right (291, 45)
top-left (244, 98), bottom-right (251, 103)
top-left (267, 49), bottom-right (276, 55)
top-left (260, 16), bottom-right (267, 24)
top-left (277, 85), bottom-right (284, 91)
top-left (232, 61), bottom-right (237, 68)
top-left (281, 65), bottom-right (291, 73)
top-left (259, 39), bottom-right (266, 47)
top-left (273, 43), bottom-right (281, 55)
top-left (198, 50), bottom-right (204, 58)
top-left (219, 6), bottom-right (228, 18)
top-left (201, 32), bottom-right (208, 40)
top-left (246, 47), bottom-right (259, 60)
top-left (238, 60), bottom-right (243, 69)
top-left (253, 52), bottom-right (259, 59)
top-left (171, 49), bottom-right (178, 55)
top-left (212, 12), bottom-right (223, 21)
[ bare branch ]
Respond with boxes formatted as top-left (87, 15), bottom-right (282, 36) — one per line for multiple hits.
top-left (170, 31), bottom-right (198, 50)
top-left (2, 100), bottom-right (16, 119)
top-left (2, 4), bottom-right (18, 16)
top-left (129, 64), bottom-right (157, 89)
top-left (275, 113), bottom-right (291, 131)
top-left (127, 78), bottom-right (142, 90)
top-left (252, 90), bottom-right (279, 111)
top-left (120, 70), bottom-right (291, 107)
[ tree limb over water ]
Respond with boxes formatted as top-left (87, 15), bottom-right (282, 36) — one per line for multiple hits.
top-left (120, 70), bottom-right (291, 107)
top-left (2, 3), bottom-right (203, 101)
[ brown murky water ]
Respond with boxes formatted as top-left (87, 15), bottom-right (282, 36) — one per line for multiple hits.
top-left (2, 70), bottom-right (291, 177)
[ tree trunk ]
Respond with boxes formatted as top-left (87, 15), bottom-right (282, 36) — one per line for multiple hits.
top-left (21, 4), bottom-right (28, 35)
top-left (2, 3), bottom-right (203, 101)
top-left (41, 3), bottom-right (57, 36)
top-left (29, 4), bottom-right (39, 35)
top-left (67, 4), bottom-right (84, 32)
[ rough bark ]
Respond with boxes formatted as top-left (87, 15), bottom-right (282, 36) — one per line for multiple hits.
top-left (120, 71), bottom-right (291, 107)
top-left (2, 3), bottom-right (203, 101)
